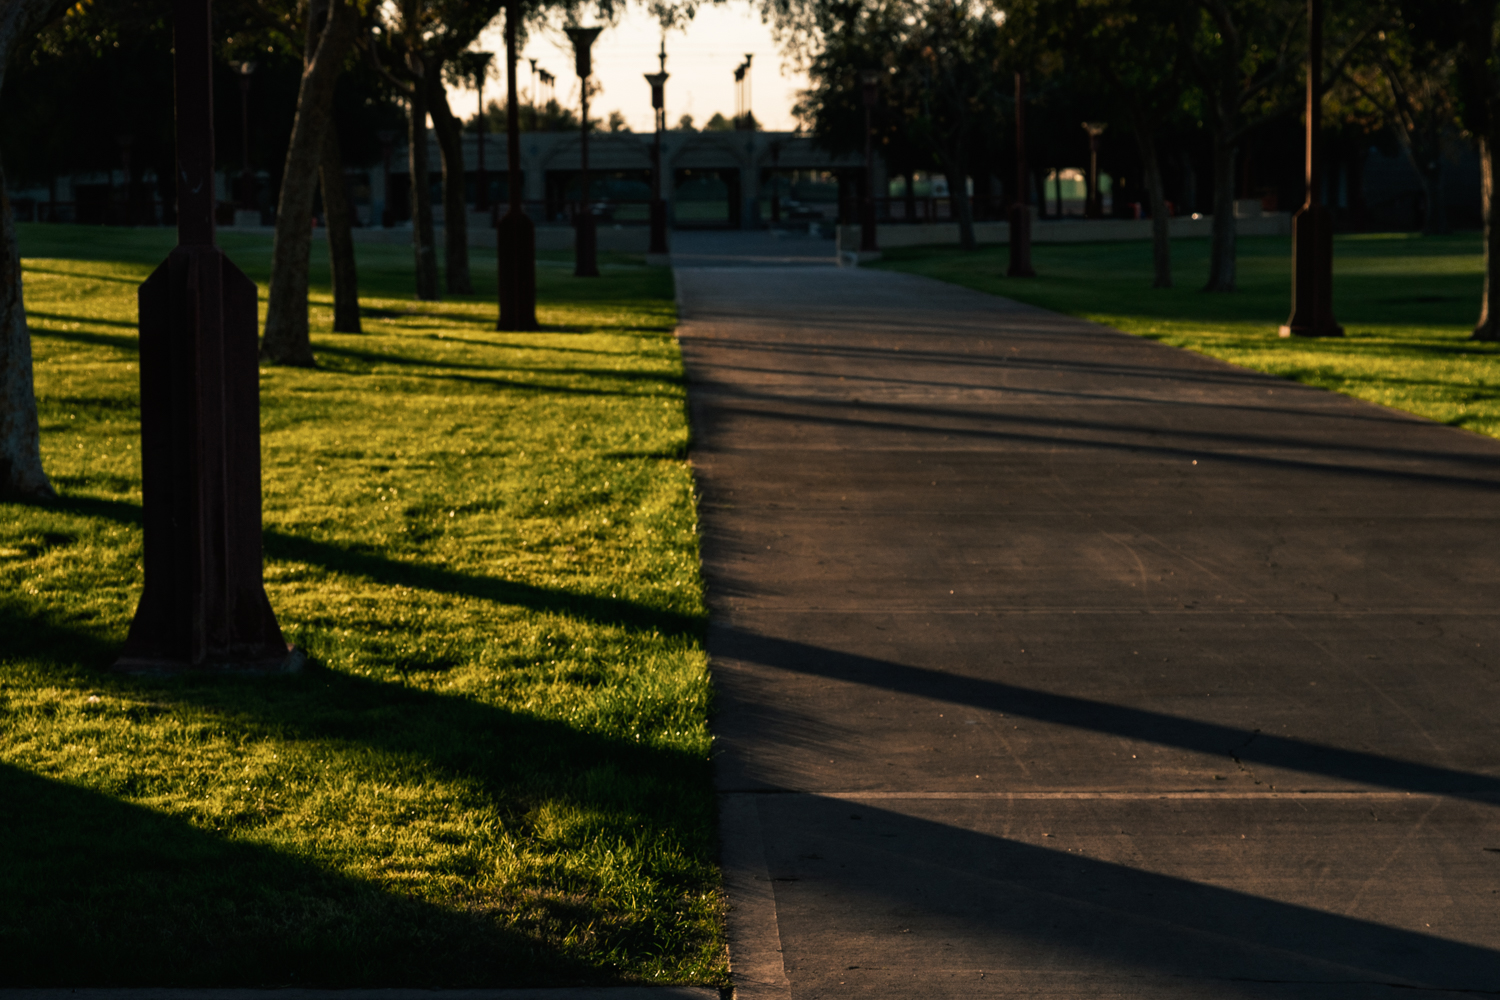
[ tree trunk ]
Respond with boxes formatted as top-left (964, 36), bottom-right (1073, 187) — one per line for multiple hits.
top-left (0, 0), bottom-right (74, 499)
top-left (1473, 138), bottom-right (1500, 340)
top-left (261, 0), bottom-right (357, 366)
top-left (0, 159), bottom-right (55, 499)
top-left (1205, 138), bottom-right (1237, 292)
top-left (903, 170), bottom-right (916, 221)
top-left (320, 126), bottom-right (361, 333)
top-left (1393, 125), bottom-right (1448, 236)
top-left (427, 70), bottom-right (472, 295)
top-left (408, 63), bottom-right (440, 301)
top-left (1180, 148), bottom-right (1197, 214)
top-left (949, 169), bottom-right (975, 250)
top-left (1348, 143), bottom-right (1368, 231)
top-left (1129, 107), bottom-right (1172, 289)
top-left (1422, 158), bottom-right (1447, 236)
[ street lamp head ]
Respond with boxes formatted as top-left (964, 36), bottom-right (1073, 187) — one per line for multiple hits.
top-left (564, 26), bottom-right (604, 79)
top-left (1082, 121), bottom-right (1107, 138)
top-left (861, 68), bottom-right (881, 107)
top-left (645, 71), bottom-right (668, 110)
top-left (238, 60), bottom-right (257, 76)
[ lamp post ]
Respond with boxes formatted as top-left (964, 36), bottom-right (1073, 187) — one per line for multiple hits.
top-left (565, 25), bottom-right (603, 278)
top-left (473, 52), bottom-right (493, 214)
top-left (528, 58), bottom-right (538, 129)
top-left (116, 133), bottom-right (134, 225)
top-left (1008, 71), bottom-right (1036, 277)
top-left (119, 0), bottom-right (294, 673)
top-left (1279, 0), bottom-right (1343, 338)
top-left (498, 0), bottom-right (536, 329)
top-left (769, 141), bottom-right (781, 226)
top-left (377, 128), bottom-right (396, 227)
top-left (739, 53), bottom-right (754, 129)
top-left (859, 69), bottom-right (879, 253)
top-left (237, 61), bottom-right (256, 212)
top-left (646, 66), bottom-right (669, 256)
top-left (1082, 122), bottom-right (1106, 219)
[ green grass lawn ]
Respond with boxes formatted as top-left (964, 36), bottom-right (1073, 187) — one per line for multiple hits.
top-left (875, 232), bottom-right (1500, 438)
top-left (1, 224), bottom-right (723, 987)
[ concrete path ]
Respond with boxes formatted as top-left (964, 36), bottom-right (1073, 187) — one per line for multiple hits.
top-left (0, 993), bottom-right (714, 1000)
top-left (677, 262), bottom-right (1500, 999)
top-left (669, 230), bottom-right (837, 268)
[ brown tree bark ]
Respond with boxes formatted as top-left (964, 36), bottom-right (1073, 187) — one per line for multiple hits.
top-left (950, 172), bottom-right (975, 251)
top-left (261, 0), bottom-right (358, 365)
top-left (0, 158), bottom-right (54, 499)
top-left (407, 54), bottom-right (440, 301)
top-left (0, 0), bottom-right (71, 499)
top-left (944, 143), bottom-right (976, 251)
top-left (320, 126), bottom-right (362, 333)
top-left (1128, 106), bottom-right (1172, 290)
top-left (1474, 138), bottom-right (1500, 340)
top-left (1205, 139), bottom-right (1237, 292)
top-left (427, 71), bottom-right (472, 295)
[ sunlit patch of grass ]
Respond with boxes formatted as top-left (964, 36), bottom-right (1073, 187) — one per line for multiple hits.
top-left (2, 224), bottom-right (723, 987)
top-left (876, 232), bottom-right (1500, 438)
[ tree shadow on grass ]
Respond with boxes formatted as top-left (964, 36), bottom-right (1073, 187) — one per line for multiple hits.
top-left (21, 264), bottom-right (147, 285)
top-left (312, 342), bottom-right (685, 387)
top-left (0, 568), bottom-right (715, 985)
top-left (27, 311), bottom-right (139, 331)
top-left (30, 327), bottom-right (139, 353)
top-left (9, 493), bottom-right (702, 641)
top-left (0, 762), bottom-right (596, 987)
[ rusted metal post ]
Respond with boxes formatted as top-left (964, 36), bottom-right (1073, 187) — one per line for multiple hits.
top-left (1280, 0), bottom-right (1343, 337)
top-left (860, 69), bottom-right (879, 253)
top-left (566, 26), bottom-right (603, 278)
top-left (1008, 71), bottom-right (1036, 277)
top-left (1083, 122), bottom-right (1106, 218)
top-left (498, 1), bottom-right (537, 329)
top-left (646, 66), bottom-right (669, 255)
top-left (378, 129), bottom-right (395, 226)
top-left (237, 61), bottom-right (256, 212)
top-left (475, 52), bottom-right (493, 213)
top-left (118, 0), bottom-right (296, 673)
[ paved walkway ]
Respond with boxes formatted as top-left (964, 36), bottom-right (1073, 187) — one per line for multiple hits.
top-left (676, 261), bottom-right (1500, 998)
top-left (669, 229), bottom-right (838, 268)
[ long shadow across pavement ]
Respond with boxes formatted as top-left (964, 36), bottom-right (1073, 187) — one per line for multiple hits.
top-left (680, 264), bottom-right (1500, 998)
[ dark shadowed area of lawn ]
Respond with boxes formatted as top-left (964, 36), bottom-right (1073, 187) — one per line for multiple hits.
top-left (2, 225), bottom-right (723, 987)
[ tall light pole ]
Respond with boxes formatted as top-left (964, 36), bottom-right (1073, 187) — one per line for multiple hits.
top-left (528, 58), bottom-right (538, 129)
top-left (120, 0), bottom-right (294, 673)
top-left (734, 61), bottom-right (746, 125)
top-left (646, 64), bottom-right (669, 256)
top-left (769, 141), bottom-right (781, 225)
top-left (859, 69), bottom-right (879, 253)
top-left (237, 60), bottom-right (256, 212)
top-left (116, 134), bottom-right (134, 225)
top-left (566, 25), bottom-right (603, 278)
top-left (1008, 70), bottom-right (1036, 277)
top-left (473, 51), bottom-right (493, 214)
top-left (498, 0), bottom-right (536, 329)
top-left (742, 53), bottom-right (753, 128)
top-left (377, 128), bottom-right (396, 227)
top-left (1279, 0), bottom-right (1343, 337)
top-left (1082, 122), bottom-right (1106, 218)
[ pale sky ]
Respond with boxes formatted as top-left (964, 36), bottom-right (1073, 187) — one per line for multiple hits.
top-left (449, 1), bottom-right (809, 133)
